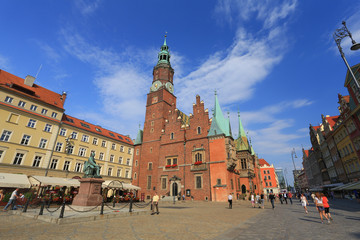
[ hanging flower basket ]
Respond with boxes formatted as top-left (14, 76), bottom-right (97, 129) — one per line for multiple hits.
top-left (172, 164), bottom-right (178, 167)
top-left (165, 165), bottom-right (172, 168)
top-left (194, 161), bottom-right (202, 165)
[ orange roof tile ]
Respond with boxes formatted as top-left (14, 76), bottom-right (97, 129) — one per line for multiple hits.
top-left (62, 114), bottom-right (133, 145)
top-left (343, 95), bottom-right (350, 103)
top-left (313, 125), bottom-right (320, 131)
top-left (259, 159), bottom-right (270, 166)
top-left (326, 115), bottom-right (339, 128)
top-left (0, 69), bottom-right (65, 110)
top-left (304, 150), bottom-right (309, 157)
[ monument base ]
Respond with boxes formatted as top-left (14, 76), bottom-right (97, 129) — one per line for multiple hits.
top-left (72, 178), bottom-right (104, 206)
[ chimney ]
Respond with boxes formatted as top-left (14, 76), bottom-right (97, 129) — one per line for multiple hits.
top-left (24, 75), bottom-right (35, 87)
top-left (60, 91), bottom-right (67, 102)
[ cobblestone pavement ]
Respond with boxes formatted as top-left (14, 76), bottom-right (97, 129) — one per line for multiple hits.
top-left (217, 198), bottom-right (360, 240)
top-left (0, 199), bottom-right (359, 240)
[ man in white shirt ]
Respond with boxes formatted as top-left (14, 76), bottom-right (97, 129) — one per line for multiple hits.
top-left (228, 193), bottom-right (233, 209)
top-left (3, 188), bottom-right (19, 211)
top-left (151, 192), bottom-right (160, 215)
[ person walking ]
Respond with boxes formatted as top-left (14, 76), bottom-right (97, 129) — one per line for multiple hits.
top-left (3, 188), bottom-right (19, 211)
top-left (321, 193), bottom-right (333, 221)
top-left (283, 191), bottom-right (288, 204)
top-left (314, 192), bottom-right (330, 224)
top-left (151, 192), bottom-right (160, 215)
top-left (260, 193), bottom-right (264, 209)
top-left (256, 193), bottom-right (261, 208)
top-left (228, 193), bottom-right (233, 209)
top-left (288, 192), bottom-right (293, 205)
top-left (279, 193), bottom-right (283, 204)
top-left (300, 193), bottom-right (309, 214)
top-left (250, 193), bottom-right (255, 208)
top-left (269, 191), bottom-right (275, 209)
top-left (0, 189), bottom-right (4, 202)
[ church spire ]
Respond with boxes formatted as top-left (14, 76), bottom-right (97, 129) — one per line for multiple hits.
top-left (157, 34), bottom-right (171, 65)
top-left (208, 91), bottom-right (231, 137)
top-left (235, 112), bottom-right (250, 151)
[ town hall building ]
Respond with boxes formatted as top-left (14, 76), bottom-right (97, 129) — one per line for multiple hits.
top-left (132, 37), bottom-right (263, 201)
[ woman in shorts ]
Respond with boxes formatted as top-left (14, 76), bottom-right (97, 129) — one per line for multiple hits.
top-left (315, 192), bottom-right (330, 224)
top-left (251, 193), bottom-right (255, 208)
top-left (300, 193), bottom-right (309, 214)
top-left (321, 193), bottom-right (333, 221)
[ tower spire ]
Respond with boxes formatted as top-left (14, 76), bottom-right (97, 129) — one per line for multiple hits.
top-left (157, 34), bottom-right (171, 65)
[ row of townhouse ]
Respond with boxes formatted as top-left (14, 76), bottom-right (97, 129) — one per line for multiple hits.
top-left (301, 63), bottom-right (360, 191)
top-left (0, 69), bottom-right (134, 183)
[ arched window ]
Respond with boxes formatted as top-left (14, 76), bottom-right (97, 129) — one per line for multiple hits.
top-left (241, 185), bottom-right (246, 194)
top-left (197, 126), bottom-right (201, 134)
top-left (195, 153), bottom-right (202, 162)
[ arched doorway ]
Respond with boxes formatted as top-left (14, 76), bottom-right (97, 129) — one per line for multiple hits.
top-left (172, 183), bottom-right (178, 196)
top-left (241, 185), bottom-right (246, 194)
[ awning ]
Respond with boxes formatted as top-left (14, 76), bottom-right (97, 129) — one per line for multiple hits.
top-left (323, 183), bottom-right (343, 188)
top-left (331, 181), bottom-right (359, 191)
top-left (0, 173), bottom-right (31, 188)
top-left (123, 183), bottom-right (141, 190)
top-left (343, 182), bottom-right (360, 190)
top-left (101, 181), bottom-right (141, 190)
top-left (102, 180), bottom-right (124, 189)
top-left (28, 176), bottom-right (80, 187)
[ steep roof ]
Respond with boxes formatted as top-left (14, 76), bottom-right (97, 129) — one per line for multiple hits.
top-left (62, 114), bottom-right (133, 145)
top-left (208, 93), bottom-right (232, 137)
top-left (235, 113), bottom-right (250, 151)
top-left (325, 115), bottom-right (339, 128)
top-left (259, 159), bottom-right (270, 166)
top-left (0, 69), bottom-right (65, 110)
top-left (134, 129), bottom-right (143, 145)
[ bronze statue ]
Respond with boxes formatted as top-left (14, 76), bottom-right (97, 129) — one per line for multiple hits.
top-left (83, 152), bottom-right (102, 178)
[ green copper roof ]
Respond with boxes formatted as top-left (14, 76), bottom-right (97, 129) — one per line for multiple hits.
top-left (157, 35), bottom-right (171, 65)
top-left (235, 113), bottom-right (250, 151)
top-left (208, 93), bottom-right (231, 137)
top-left (134, 128), bottom-right (143, 145)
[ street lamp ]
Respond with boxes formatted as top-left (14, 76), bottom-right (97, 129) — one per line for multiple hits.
top-left (291, 148), bottom-right (297, 171)
top-left (333, 21), bottom-right (360, 88)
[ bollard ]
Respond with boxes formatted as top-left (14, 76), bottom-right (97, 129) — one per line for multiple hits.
top-left (39, 200), bottom-right (45, 215)
top-left (113, 198), bottom-right (116, 208)
top-left (129, 197), bottom-right (133, 212)
top-left (100, 200), bottom-right (104, 215)
top-left (150, 201), bottom-right (153, 211)
top-left (59, 200), bottom-right (66, 218)
top-left (22, 198), bottom-right (31, 213)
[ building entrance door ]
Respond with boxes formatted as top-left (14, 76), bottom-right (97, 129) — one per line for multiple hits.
top-left (172, 183), bottom-right (178, 196)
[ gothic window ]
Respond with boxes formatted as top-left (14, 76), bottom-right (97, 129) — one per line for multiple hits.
top-left (197, 127), bottom-right (201, 134)
top-left (195, 175), bottom-right (202, 189)
top-left (241, 159), bottom-right (247, 169)
top-left (170, 133), bottom-right (174, 139)
top-left (147, 176), bottom-right (152, 190)
top-left (195, 153), bottom-right (202, 162)
top-left (161, 177), bottom-right (167, 190)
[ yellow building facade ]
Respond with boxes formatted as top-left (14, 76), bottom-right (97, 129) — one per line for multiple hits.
top-left (0, 69), bottom-right (133, 183)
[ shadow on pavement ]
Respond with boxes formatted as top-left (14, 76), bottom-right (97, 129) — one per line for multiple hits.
top-left (345, 216), bottom-right (360, 221)
top-left (298, 218), bottom-right (322, 224)
top-left (350, 232), bottom-right (360, 239)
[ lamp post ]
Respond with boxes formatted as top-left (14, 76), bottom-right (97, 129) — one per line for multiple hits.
top-left (291, 148), bottom-right (299, 192)
top-left (333, 21), bottom-right (360, 88)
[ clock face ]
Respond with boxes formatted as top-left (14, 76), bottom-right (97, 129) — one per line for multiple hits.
top-left (151, 81), bottom-right (162, 92)
top-left (165, 82), bottom-right (174, 93)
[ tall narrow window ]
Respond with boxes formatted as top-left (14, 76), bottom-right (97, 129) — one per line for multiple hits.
top-left (59, 128), bottom-right (66, 136)
top-left (55, 142), bottom-right (63, 152)
top-left (78, 147), bottom-right (86, 157)
top-left (110, 155), bottom-right (114, 162)
top-left (20, 135), bottom-right (31, 145)
top-left (118, 156), bottom-right (123, 164)
top-left (147, 176), bottom-right (152, 190)
top-left (50, 159), bottom-right (58, 169)
top-left (63, 161), bottom-right (70, 171)
top-left (44, 124), bottom-right (52, 132)
top-left (108, 168), bottom-right (113, 176)
top-left (196, 176), bottom-right (202, 189)
top-left (13, 153), bottom-right (24, 165)
top-left (148, 162), bottom-right (153, 170)
top-left (75, 163), bottom-right (83, 172)
top-left (117, 169), bottom-right (122, 177)
top-left (197, 127), bottom-right (201, 134)
top-left (0, 130), bottom-right (12, 142)
top-left (161, 177), bottom-right (167, 189)
top-left (39, 139), bottom-right (47, 148)
top-left (27, 119), bottom-right (36, 128)
top-left (170, 133), bottom-right (174, 139)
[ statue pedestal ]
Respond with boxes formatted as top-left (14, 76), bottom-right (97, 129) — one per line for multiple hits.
top-left (72, 178), bottom-right (104, 206)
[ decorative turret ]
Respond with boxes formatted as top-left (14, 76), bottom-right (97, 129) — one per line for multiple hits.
top-left (235, 112), bottom-right (250, 151)
top-left (208, 91), bottom-right (231, 137)
top-left (157, 35), bottom-right (171, 65)
top-left (134, 127), bottom-right (143, 145)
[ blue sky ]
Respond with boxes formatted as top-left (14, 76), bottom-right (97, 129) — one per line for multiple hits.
top-left (1, 0), bottom-right (360, 185)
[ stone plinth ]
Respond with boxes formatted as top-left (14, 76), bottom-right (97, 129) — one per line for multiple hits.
top-left (72, 178), bottom-right (104, 206)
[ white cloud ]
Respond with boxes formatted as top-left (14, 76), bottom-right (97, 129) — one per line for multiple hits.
top-left (74, 0), bottom-right (102, 16)
top-left (0, 54), bottom-right (10, 70)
